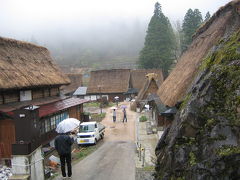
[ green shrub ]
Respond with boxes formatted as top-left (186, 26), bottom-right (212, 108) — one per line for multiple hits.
top-left (91, 113), bottom-right (106, 122)
top-left (139, 115), bottom-right (147, 122)
top-left (83, 102), bottom-right (100, 107)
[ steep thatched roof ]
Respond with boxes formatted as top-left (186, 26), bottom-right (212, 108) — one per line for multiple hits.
top-left (136, 73), bottom-right (162, 102)
top-left (87, 69), bottom-right (131, 94)
top-left (0, 37), bottom-right (70, 90)
top-left (130, 69), bottom-right (164, 91)
top-left (157, 0), bottom-right (240, 106)
top-left (61, 73), bottom-right (83, 95)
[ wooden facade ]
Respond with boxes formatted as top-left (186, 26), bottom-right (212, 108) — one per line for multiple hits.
top-left (0, 98), bottom-right (86, 159)
top-left (0, 119), bottom-right (15, 159)
top-left (3, 91), bottom-right (19, 104)
top-left (0, 87), bottom-right (60, 105)
top-left (32, 89), bottom-right (44, 99)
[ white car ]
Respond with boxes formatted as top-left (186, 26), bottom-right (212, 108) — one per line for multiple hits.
top-left (77, 121), bottom-right (105, 145)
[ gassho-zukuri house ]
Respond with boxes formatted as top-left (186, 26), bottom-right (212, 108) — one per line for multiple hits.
top-left (86, 69), bottom-right (164, 102)
top-left (0, 37), bottom-right (88, 171)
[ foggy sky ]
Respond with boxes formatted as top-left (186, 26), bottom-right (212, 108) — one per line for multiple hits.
top-left (0, 0), bottom-right (231, 42)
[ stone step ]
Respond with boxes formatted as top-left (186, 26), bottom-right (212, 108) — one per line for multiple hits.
top-left (8, 174), bottom-right (30, 180)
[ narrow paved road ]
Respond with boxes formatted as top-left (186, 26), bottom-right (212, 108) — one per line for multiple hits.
top-left (70, 141), bottom-right (135, 180)
top-left (55, 102), bottom-right (137, 180)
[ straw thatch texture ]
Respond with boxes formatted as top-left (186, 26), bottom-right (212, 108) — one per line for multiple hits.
top-left (61, 73), bottom-right (83, 95)
top-left (0, 37), bottom-right (70, 90)
top-left (87, 69), bottom-right (131, 94)
top-left (136, 73), bottom-right (162, 102)
top-left (130, 69), bottom-right (164, 91)
top-left (158, 0), bottom-right (240, 106)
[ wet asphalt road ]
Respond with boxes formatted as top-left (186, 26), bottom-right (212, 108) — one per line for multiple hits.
top-left (55, 141), bottom-right (135, 180)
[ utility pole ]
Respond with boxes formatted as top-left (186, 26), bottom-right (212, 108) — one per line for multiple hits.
top-left (98, 85), bottom-right (102, 114)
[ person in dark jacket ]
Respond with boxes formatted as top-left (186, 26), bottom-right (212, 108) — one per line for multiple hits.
top-left (54, 132), bottom-right (74, 179)
top-left (122, 108), bottom-right (127, 123)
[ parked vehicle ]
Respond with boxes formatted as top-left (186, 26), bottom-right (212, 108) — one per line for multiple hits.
top-left (77, 121), bottom-right (105, 145)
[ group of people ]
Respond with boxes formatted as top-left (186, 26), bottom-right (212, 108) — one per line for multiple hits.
top-left (112, 107), bottom-right (127, 123)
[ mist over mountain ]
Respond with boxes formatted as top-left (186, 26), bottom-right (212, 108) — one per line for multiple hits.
top-left (27, 18), bottom-right (147, 69)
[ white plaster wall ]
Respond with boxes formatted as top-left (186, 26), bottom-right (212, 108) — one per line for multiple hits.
top-left (12, 156), bottom-right (30, 174)
top-left (11, 146), bottom-right (44, 180)
top-left (29, 147), bottom-right (44, 180)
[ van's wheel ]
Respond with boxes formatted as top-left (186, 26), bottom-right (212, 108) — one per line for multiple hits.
top-left (101, 133), bottom-right (104, 139)
top-left (94, 139), bottom-right (97, 145)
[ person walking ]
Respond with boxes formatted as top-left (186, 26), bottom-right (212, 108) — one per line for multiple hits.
top-left (113, 109), bottom-right (116, 123)
top-left (54, 132), bottom-right (74, 179)
top-left (123, 108), bottom-right (127, 123)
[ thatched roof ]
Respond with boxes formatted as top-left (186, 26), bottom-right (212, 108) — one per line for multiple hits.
top-left (157, 0), bottom-right (240, 106)
top-left (130, 69), bottom-right (164, 91)
top-left (61, 73), bottom-right (83, 95)
top-left (0, 37), bottom-right (70, 90)
top-left (136, 73), bottom-right (162, 102)
top-left (87, 69), bottom-right (131, 94)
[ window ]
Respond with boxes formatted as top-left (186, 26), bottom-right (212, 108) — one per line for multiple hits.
top-left (50, 117), bottom-right (56, 129)
top-left (45, 118), bottom-right (50, 132)
top-left (20, 90), bottom-right (32, 101)
top-left (56, 114), bottom-right (61, 125)
top-left (77, 105), bottom-right (80, 114)
top-left (40, 121), bottom-right (45, 135)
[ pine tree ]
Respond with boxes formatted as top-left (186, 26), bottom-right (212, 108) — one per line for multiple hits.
top-left (181, 9), bottom-right (203, 52)
top-left (138, 2), bottom-right (175, 77)
top-left (204, 11), bottom-right (211, 22)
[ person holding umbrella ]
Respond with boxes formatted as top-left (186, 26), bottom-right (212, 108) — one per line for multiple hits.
top-left (55, 118), bottom-right (79, 179)
top-left (110, 107), bottom-right (117, 123)
top-left (122, 108), bottom-right (127, 123)
top-left (55, 131), bottom-right (74, 179)
top-left (113, 109), bottom-right (116, 123)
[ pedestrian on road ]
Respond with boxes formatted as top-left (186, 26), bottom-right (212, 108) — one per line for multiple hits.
top-left (122, 108), bottom-right (127, 123)
top-left (113, 109), bottom-right (116, 123)
top-left (54, 131), bottom-right (74, 179)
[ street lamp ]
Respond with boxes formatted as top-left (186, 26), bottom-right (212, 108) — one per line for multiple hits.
top-left (98, 85), bottom-right (102, 114)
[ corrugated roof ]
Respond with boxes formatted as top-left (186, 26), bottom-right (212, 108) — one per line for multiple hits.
top-left (39, 97), bottom-right (88, 117)
top-left (73, 87), bottom-right (87, 96)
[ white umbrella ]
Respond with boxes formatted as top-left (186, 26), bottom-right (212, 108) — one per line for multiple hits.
top-left (110, 106), bottom-right (118, 110)
top-left (56, 118), bottom-right (80, 133)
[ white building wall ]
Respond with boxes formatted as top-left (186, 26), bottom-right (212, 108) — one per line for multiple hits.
top-left (11, 146), bottom-right (44, 180)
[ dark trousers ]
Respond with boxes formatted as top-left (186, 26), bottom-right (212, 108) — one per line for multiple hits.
top-left (123, 115), bottom-right (127, 122)
top-left (60, 153), bottom-right (72, 177)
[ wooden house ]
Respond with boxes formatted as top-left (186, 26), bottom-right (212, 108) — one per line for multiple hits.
top-left (60, 73), bottom-right (83, 96)
top-left (135, 73), bottom-right (163, 109)
top-left (0, 37), bottom-right (88, 160)
top-left (147, 94), bottom-right (177, 130)
top-left (86, 69), bottom-right (164, 102)
top-left (129, 69), bottom-right (164, 96)
top-left (87, 69), bottom-right (131, 101)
